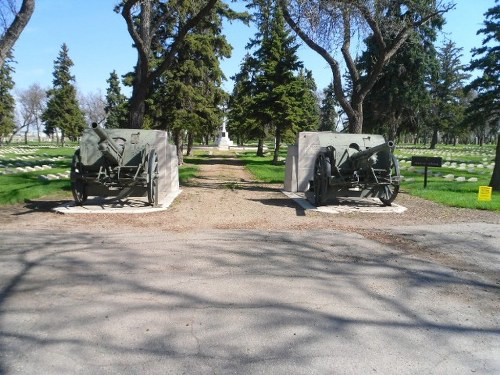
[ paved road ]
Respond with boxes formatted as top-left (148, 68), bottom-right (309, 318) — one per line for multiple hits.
top-left (1, 224), bottom-right (498, 374)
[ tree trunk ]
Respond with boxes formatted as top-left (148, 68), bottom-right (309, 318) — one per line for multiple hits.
top-left (0, 0), bottom-right (35, 67)
top-left (489, 135), bottom-right (500, 191)
top-left (128, 82), bottom-right (147, 129)
top-left (256, 138), bottom-right (265, 157)
top-left (273, 132), bottom-right (282, 164)
top-left (173, 129), bottom-right (184, 165)
top-left (347, 103), bottom-right (363, 134)
top-left (186, 131), bottom-right (194, 156)
top-left (430, 128), bottom-right (438, 149)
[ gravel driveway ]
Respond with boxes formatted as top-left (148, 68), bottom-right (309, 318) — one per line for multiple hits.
top-left (0, 154), bottom-right (499, 374)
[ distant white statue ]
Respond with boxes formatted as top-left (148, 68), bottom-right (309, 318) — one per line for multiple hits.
top-left (216, 119), bottom-right (233, 150)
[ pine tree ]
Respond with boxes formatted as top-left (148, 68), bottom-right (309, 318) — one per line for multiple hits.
top-left (0, 57), bottom-right (15, 145)
top-left (228, 54), bottom-right (259, 145)
top-left (319, 83), bottom-right (338, 132)
top-left (465, 2), bottom-right (500, 190)
top-left (147, 1), bottom-right (242, 164)
top-left (105, 70), bottom-right (128, 129)
top-left (42, 43), bottom-right (86, 145)
top-left (231, 1), bottom-right (319, 162)
top-left (427, 40), bottom-right (470, 148)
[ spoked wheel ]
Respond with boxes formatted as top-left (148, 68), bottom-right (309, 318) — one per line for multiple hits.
top-left (313, 153), bottom-right (329, 206)
top-left (147, 149), bottom-right (159, 207)
top-left (379, 154), bottom-right (400, 206)
top-left (70, 149), bottom-right (88, 205)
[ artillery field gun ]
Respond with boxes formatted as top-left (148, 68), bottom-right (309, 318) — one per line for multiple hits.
top-left (70, 123), bottom-right (176, 207)
top-left (284, 132), bottom-right (401, 206)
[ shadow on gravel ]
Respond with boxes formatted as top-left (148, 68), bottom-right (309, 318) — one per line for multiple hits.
top-left (0, 229), bottom-right (498, 373)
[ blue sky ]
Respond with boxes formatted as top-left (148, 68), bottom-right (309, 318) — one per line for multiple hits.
top-left (10, 0), bottom-right (494, 97)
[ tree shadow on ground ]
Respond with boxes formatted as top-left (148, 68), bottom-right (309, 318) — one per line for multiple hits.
top-left (0, 228), bottom-right (498, 372)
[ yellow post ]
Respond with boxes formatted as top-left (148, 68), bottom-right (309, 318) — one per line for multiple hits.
top-left (478, 186), bottom-right (493, 202)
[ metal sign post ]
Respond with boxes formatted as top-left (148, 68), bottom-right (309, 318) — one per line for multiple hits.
top-left (411, 156), bottom-right (443, 188)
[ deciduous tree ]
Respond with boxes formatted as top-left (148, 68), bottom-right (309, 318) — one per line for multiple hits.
top-left (117, 0), bottom-right (218, 129)
top-left (0, 0), bottom-right (34, 67)
top-left (15, 82), bottom-right (46, 143)
top-left (278, 0), bottom-right (453, 133)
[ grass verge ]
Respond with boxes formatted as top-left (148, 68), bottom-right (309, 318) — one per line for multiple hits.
top-left (236, 151), bottom-right (285, 183)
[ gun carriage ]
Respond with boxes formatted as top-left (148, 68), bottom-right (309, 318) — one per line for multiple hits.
top-left (70, 123), bottom-right (162, 206)
top-left (311, 133), bottom-right (400, 206)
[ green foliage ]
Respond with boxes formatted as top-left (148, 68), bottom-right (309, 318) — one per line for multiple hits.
top-left (229, 1), bottom-right (319, 161)
top-left (360, 27), bottom-right (439, 140)
top-left (0, 58), bottom-right (15, 142)
top-left (104, 70), bottom-right (129, 129)
top-left (146, 1), bottom-right (244, 160)
top-left (426, 40), bottom-right (470, 147)
top-left (319, 83), bottom-right (338, 132)
top-left (42, 44), bottom-right (86, 143)
top-left (465, 3), bottom-right (500, 191)
top-left (466, 3), bottom-right (500, 120)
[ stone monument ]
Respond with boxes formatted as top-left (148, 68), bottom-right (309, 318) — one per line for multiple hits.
top-left (216, 120), bottom-right (233, 150)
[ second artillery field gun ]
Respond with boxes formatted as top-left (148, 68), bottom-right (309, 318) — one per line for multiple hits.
top-left (310, 133), bottom-right (400, 206)
top-left (70, 123), bottom-right (164, 206)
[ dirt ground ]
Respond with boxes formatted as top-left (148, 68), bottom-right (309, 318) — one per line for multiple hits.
top-left (1, 154), bottom-right (498, 236)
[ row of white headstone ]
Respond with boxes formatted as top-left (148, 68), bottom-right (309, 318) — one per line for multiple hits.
top-left (401, 175), bottom-right (479, 183)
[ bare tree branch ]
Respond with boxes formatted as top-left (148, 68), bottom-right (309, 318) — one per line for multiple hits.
top-left (0, 0), bottom-right (35, 67)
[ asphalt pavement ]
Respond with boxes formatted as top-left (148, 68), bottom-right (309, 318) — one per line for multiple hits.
top-left (0, 224), bottom-right (498, 374)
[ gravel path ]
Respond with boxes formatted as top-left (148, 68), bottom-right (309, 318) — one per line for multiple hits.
top-left (1, 153), bottom-right (498, 234)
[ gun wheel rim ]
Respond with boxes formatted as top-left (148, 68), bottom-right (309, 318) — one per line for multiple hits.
top-left (147, 150), bottom-right (159, 207)
top-left (379, 154), bottom-right (400, 206)
top-left (314, 154), bottom-right (329, 206)
top-left (70, 149), bottom-right (87, 205)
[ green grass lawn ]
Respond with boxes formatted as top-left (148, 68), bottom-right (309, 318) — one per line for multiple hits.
top-left (236, 151), bottom-right (286, 183)
top-left (0, 145), bottom-right (75, 205)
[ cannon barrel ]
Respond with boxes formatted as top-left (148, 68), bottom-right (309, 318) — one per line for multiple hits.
top-left (92, 122), bottom-right (123, 165)
top-left (349, 141), bottom-right (394, 163)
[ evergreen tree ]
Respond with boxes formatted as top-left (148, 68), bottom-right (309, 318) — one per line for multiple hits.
top-left (319, 83), bottom-right (338, 132)
top-left (147, 1), bottom-right (243, 164)
top-left (0, 56), bottom-right (15, 145)
top-left (359, 22), bottom-right (440, 141)
top-left (465, 1), bottom-right (500, 190)
top-left (42, 44), bottom-right (86, 145)
top-left (105, 70), bottom-right (128, 128)
top-left (227, 54), bottom-right (260, 146)
top-left (230, 1), bottom-right (319, 162)
top-left (427, 40), bottom-right (470, 148)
